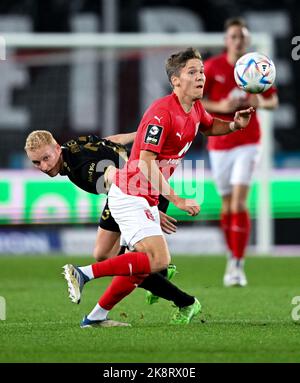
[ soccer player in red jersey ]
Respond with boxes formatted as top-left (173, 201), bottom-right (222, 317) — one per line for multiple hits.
top-left (25, 131), bottom-right (195, 326)
top-left (63, 47), bottom-right (255, 326)
top-left (202, 18), bottom-right (278, 287)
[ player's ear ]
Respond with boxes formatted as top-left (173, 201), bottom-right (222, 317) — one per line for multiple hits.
top-left (55, 143), bottom-right (62, 153)
top-left (171, 74), bottom-right (180, 88)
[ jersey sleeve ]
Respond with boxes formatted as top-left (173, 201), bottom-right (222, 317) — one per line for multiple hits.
top-left (139, 109), bottom-right (171, 154)
top-left (197, 101), bottom-right (214, 132)
top-left (262, 85), bottom-right (277, 99)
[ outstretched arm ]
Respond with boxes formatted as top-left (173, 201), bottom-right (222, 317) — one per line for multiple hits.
top-left (104, 132), bottom-right (136, 145)
top-left (203, 107), bottom-right (255, 136)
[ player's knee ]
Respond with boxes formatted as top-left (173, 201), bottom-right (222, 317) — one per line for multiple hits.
top-left (231, 201), bottom-right (247, 213)
top-left (148, 251), bottom-right (170, 272)
top-left (222, 197), bottom-right (231, 214)
top-left (93, 247), bottom-right (108, 262)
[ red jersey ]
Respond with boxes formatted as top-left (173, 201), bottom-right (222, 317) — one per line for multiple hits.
top-left (204, 53), bottom-right (277, 150)
top-left (115, 93), bottom-right (213, 206)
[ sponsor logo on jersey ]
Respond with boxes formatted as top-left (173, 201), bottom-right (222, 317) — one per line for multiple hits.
top-left (101, 209), bottom-right (111, 220)
top-left (88, 162), bottom-right (95, 183)
top-left (154, 115), bottom-right (163, 123)
top-left (66, 139), bottom-right (80, 153)
top-left (144, 124), bottom-right (163, 145)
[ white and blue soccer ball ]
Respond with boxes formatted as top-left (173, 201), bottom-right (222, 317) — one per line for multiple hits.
top-left (234, 52), bottom-right (276, 94)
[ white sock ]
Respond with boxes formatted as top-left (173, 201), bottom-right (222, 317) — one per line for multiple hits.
top-left (78, 265), bottom-right (94, 280)
top-left (87, 303), bottom-right (109, 321)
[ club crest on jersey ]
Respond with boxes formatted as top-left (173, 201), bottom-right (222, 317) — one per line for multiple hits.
top-left (144, 124), bottom-right (163, 145)
top-left (144, 209), bottom-right (155, 221)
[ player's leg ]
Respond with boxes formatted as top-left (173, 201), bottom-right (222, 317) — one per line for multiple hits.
top-left (86, 232), bottom-right (171, 326)
top-left (209, 149), bottom-right (234, 255)
top-left (220, 194), bottom-right (233, 254)
top-left (224, 144), bottom-right (259, 286)
top-left (82, 272), bottom-right (200, 326)
top-left (131, 209), bottom-right (201, 323)
top-left (87, 252), bottom-right (196, 324)
top-left (93, 199), bottom-right (122, 261)
top-left (225, 184), bottom-right (250, 287)
top-left (65, 186), bottom-right (200, 323)
top-left (209, 149), bottom-right (236, 285)
top-left (85, 256), bottom-right (199, 325)
top-left (63, 187), bottom-right (170, 303)
top-left (139, 272), bottom-right (194, 306)
top-left (93, 227), bottom-right (121, 261)
top-left (86, 198), bottom-right (193, 323)
top-left (80, 274), bottom-right (145, 328)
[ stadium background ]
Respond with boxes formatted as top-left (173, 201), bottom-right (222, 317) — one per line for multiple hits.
top-left (0, 0), bottom-right (299, 255)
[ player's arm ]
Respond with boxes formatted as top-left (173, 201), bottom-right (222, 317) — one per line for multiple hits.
top-left (201, 97), bottom-right (244, 114)
top-left (138, 150), bottom-right (200, 216)
top-left (159, 211), bottom-right (177, 234)
top-left (104, 132), bottom-right (136, 145)
top-left (243, 93), bottom-right (279, 110)
top-left (203, 107), bottom-right (255, 136)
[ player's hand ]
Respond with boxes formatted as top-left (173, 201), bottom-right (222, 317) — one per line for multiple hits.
top-left (240, 94), bottom-right (260, 109)
top-left (159, 211), bottom-right (177, 234)
top-left (233, 107), bottom-right (255, 130)
top-left (219, 98), bottom-right (243, 113)
top-left (173, 197), bottom-right (200, 217)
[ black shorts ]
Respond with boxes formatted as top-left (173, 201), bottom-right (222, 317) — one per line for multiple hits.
top-left (99, 195), bottom-right (170, 233)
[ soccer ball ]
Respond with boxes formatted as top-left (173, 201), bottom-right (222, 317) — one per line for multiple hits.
top-left (234, 52), bottom-right (276, 94)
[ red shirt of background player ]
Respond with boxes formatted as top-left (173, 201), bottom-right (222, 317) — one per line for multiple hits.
top-left (204, 53), bottom-right (277, 150)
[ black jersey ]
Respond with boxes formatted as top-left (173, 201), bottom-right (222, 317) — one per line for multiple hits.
top-left (60, 135), bottom-right (128, 194)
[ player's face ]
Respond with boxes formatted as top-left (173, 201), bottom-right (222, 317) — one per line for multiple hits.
top-left (225, 25), bottom-right (250, 57)
top-left (27, 144), bottom-right (62, 177)
top-left (173, 59), bottom-right (205, 101)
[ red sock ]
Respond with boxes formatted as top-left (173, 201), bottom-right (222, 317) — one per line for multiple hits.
top-left (99, 275), bottom-right (147, 310)
top-left (220, 212), bottom-right (232, 251)
top-left (230, 211), bottom-right (251, 260)
top-left (91, 252), bottom-right (151, 278)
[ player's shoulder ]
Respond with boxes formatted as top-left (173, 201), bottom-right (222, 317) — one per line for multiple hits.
top-left (144, 94), bottom-right (174, 119)
top-left (149, 93), bottom-right (175, 109)
top-left (194, 99), bottom-right (210, 115)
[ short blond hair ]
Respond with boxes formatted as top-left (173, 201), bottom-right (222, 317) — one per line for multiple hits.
top-left (24, 130), bottom-right (57, 152)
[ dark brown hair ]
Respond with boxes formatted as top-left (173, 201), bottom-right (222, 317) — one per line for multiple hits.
top-left (166, 47), bottom-right (202, 86)
top-left (224, 17), bottom-right (248, 31)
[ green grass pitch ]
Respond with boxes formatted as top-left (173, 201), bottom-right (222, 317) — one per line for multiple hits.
top-left (0, 255), bottom-right (299, 363)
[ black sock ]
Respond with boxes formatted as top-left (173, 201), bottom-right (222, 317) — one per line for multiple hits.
top-left (138, 273), bottom-right (195, 308)
top-left (158, 268), bottom-right (168, 277)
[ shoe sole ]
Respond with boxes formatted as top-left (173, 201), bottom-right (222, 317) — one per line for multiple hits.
top-left (81, 320), bottom-right (132, 328)
top-left (224, 279), bottom-right (248, 287)
top-left (62, 264), bottom-right (81, 304)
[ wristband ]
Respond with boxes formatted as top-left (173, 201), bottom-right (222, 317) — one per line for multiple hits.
top-left (229, 122), bottom-right (237, 132)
